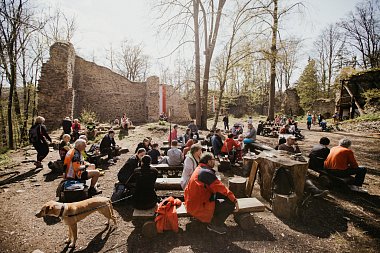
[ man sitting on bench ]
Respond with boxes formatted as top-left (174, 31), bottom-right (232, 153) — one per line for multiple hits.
top-left (64, 139), bottom-right (101, 196)
top-left (309, 137), bottom-right (331, 171)
top-left (243, 123), bottom-right (257, 153)
top-left (324, 138), bottom-right (368, 193)
top-left (159, 140), bottom-right (183, 166)
top-left (184, 152), bottom-right (239, 235)
top-left (100, 129), bottom-right (118, 164)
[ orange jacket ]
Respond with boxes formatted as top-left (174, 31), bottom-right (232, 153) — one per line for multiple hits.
top-left (221, 138), bottom-right (240, 153)
top-left (64, 148), bottom-right (83, 179)
top-left (184, 165), bottom-right (236, 223)
top-left (324, 146), bottom-right (359, 170)
top-left (155, 196), bottom-right (182, 233)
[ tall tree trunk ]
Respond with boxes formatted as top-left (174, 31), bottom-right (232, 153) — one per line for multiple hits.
top-left (268, 0), bottom-right (278, 121)
top-left (193, 0), bottom-right (202, 127)
top-left (0, 76), bottom-right (7, 147)
top-left (7, 61), bottom-right (15, 149)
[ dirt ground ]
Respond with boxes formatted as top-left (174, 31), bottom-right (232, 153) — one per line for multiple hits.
top-left (0, 118), bottom-right (379, 253)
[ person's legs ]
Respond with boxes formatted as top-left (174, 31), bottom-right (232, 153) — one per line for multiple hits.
top-left (328, 167), bottom-right (367, 186)
top-left (211, 193), bottom-right (235, 226)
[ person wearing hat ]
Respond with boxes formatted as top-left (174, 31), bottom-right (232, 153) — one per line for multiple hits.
top-left (100, 129), bottom-right (117, 163)
top-left (130, 155), bottom-right (159, 210)
top-left (278, 135), bottom-right (301, 153)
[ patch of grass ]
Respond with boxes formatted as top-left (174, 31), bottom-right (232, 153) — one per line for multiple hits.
top-left (0, 152), bottom-right (11, 167)
top-left (343, 113), bottom-right (380, 123)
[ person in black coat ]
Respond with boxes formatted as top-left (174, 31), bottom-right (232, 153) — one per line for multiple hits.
top-left (308, 137), bottom-right (331, 170)
top-left (117, 148), bottom-right (147, 189)
top-left (131, 155), bottom-right (158, 210)
top-left (62, 117), bottom-right (72, 135)
top-left (135, 138), bottom-right (151, 153)
top-left (100, 129), bottom-right (117, 161)
top-left (30, 116), bottom-right (52, 168)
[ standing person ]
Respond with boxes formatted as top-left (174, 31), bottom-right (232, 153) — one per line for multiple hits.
top-left (131, 155), bottom-right (159, 210)
top-left (29, 116), bottom-right (52, 168)
top-left (71, 119), bottom-right (81, 141)
top-left (318, 113), bottom-right (323, 126)
top-left (168, 124), bottom-right (179, 142)
top-left (100, 129), bottom-right (117, 163)
top-left (184, 153), bottom-right (239, 234)
top-left (306, 114), bottom-right (312, 130)
top-left (324, 138), bottom-right (367, 192)
top-left (312, 112), bottom-right (317, 125)
top-left (222, 115), bottom-right (229, 131)
top-left (180, 144), bottom-right (202, 189)
top-left (62, 117), bottom-right (72, 135)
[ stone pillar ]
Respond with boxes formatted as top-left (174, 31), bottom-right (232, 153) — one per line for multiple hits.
top-left (146, 76), bottom-right (160, 122)
top-left (38, 42), bottom-right (76, 129)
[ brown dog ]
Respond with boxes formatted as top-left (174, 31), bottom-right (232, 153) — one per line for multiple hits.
top-left (36, 196), bottom-right (117, 248)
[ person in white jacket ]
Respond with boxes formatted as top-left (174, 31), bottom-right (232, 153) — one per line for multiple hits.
top-left (180, 144), bottom-right (203, 189)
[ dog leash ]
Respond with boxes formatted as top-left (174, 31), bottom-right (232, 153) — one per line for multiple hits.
top-left (63, 195), bottom-right (133, 218)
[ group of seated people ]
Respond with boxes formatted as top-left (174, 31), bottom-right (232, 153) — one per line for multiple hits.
top-left (61, 117), bottom-right (98, 142)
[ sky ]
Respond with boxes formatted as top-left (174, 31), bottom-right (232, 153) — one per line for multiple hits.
top-left (34, 0), bottom-right (363, 83)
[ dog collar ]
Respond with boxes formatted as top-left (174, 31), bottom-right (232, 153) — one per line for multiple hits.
top-left (59, 204), bottom-right (65, 217)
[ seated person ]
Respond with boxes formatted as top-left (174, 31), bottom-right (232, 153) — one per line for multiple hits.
top-left (243, 123), bottom-right (257, 152)
top-left (135, 138), bottom-right (152, 153)
top-left (130, 155), bottom-right (158, 210)
top-left (64, 139), bottom-right (101, 196)
top-left (184, 152), bottom-right (239, 235)
top-left (274, 137), bottom-right (286, 150)
top-left (188, 120), bottom-right (199, 140)
top-left (100, 129), bottom-right (118, 163)
top-left (117, 148), bottom-right (146, 192)
top-left (159, 140), bottom-right (183, 166)
top-left (308, 137), bottom-right (330, 170)
top-left (324, 138), bottom-right (367, 192)
top-left (256, 121), bottom-right (264, 135)
top-left (278, 136), bottom-right (301, 153)
top-left (71, 119), bottom-right (81, 141)
top-left (231, 123), bottom-right (243, 137)
top-left (85, 118), bottom-right (97, 141)
top-left (121, 113), bottom-right (128, 130)
top-left (181, 144), bottom-right (202, 189)
top-left (182, 139), bottom-right (195, 158)
top-left (279, 124), bottom-right (290, 134)
top-left (114, 116), bottom-right (120, 126)
top-left (205, 130), bottom-right (215, 147)
top-left (320, 120), bottom-right (327, 131)
top-left (182, 128), bottom-right (191, 145)
top-left (168, 124), bottom-right (178, 142)
top-left (147, 143), bottom-right (161, 164)
top-left (221, 134), bottom-right (240, 164)
top-left (211, 129), bottom-right (223, 157)
top-left (59, 134), bottom-right (72, 161)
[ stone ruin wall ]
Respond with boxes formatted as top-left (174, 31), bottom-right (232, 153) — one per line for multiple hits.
top-left (165, 85), bottom-right (193, 124)
top-left (38, 42), bottom-right (190, 129)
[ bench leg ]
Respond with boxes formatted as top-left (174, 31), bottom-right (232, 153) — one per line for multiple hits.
top-left (234, 213), bottom-right (256, 230)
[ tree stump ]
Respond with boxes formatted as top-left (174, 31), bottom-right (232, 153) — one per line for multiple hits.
top-left (272, 193), bottom-right (297, 219)
top-left (228, 177), bottom-right (247, 198)
top-left (242, 156), bottom-right (254, 177)
top-left (234, 213), bottom-right (256, 230)
top-left (256, 151), bottom-right (308, 203)
top-left (142, 220), bottom-right (157, 238)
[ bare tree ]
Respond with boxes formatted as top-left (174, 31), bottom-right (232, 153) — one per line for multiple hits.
top-left (44, 8), bottom-right (76, 44)
top-left (340, 0), bottom-right (380, 69)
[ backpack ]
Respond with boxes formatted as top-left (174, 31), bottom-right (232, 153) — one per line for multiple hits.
top-left (271, 167), bottom-right (294, 198)
top-left (29, 125), bottom-right (40, 143)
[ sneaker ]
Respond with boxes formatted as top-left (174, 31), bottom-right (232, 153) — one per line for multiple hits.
top-left (348, 185), bottom-right (368, 193)
top-left (88, 187), bottom-right (102, 197)
top-left (207, 223), bottom-right (227, 235)
top-left (113, 156), bottom-right (120, 161)
top-left (108, 159), bottom-right (115, 164)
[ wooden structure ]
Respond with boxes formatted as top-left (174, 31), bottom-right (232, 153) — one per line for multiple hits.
top-left (256, 150), bottom-right (308, 203)
top-left (336, 69), bottom-right (380, 119)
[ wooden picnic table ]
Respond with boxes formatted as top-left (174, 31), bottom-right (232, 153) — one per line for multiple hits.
top-left (256, 150), bottom-right (308, 203)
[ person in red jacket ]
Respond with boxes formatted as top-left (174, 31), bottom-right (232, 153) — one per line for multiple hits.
top-left (221, 133), bottom-right (240, 164)
top-left (184, 152), bottom-right (239, 234)
top-left (324, 138), bottom-right (367, 192)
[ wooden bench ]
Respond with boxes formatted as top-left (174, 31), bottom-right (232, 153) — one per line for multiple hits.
top-left (308, 165), bottom-right (354, 188)
top-left (249, 142), bottom-right (274, 152)
top-left (155, 178), bottom-right (182, 190)
top-left (133, 197), bottom-right (265, 237)
top-left (152, 164), bottom-right (184, 177)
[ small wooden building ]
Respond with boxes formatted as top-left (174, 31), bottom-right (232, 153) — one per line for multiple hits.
top-left (336, 69), bottom-right (380, 120)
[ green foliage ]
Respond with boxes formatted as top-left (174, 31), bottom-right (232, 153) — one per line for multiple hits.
top-left (344, 112), bottom-right (380, 123)
top-left (362, 88), bottom-right (380, 113)
top-left (79, 108), bottom-right (97, 124)
top-left (0, 152), bottom-right (11, 167)
top-left (296, 59), bottom-right (319, 111)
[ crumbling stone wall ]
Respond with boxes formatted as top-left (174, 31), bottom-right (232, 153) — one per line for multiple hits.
top-left (38, 42), bottom-right (190, 129)
top-left (282, 88), bottom-right (304, 116)
top-left (165, 85), bottom-right (193, 124)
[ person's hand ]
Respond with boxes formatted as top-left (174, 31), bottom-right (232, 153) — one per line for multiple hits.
top-left (234, 200), bottom-right (239, 212)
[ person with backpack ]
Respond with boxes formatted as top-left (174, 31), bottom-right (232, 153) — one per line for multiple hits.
top-left (30, 116), bottom-right (52, 168)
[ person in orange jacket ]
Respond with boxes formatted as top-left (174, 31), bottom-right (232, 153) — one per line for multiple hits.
top-left (184, 152), bottom-right (239, 234)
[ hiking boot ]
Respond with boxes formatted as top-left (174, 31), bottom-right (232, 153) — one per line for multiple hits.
top-left (311, 188), bottom-right (329, 198)
top-left (348, 185), bottom-right (368, 193)
top-left (88, 187), bottom-right (102, 197)
top-left (34, 161), bottom-right (43, 168)
top-left (207, 223), bottom-right (227, 235)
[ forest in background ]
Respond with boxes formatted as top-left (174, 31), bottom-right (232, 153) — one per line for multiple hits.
top-left (1, 0), bottom-right (379, 150)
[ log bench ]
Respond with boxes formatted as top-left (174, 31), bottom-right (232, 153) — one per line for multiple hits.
top-left (133, 197), bottom-right (265, 237)
top-left (155, 178), bottom-right (182, 190)
top-left (152, 164), bottom-right (184, 177)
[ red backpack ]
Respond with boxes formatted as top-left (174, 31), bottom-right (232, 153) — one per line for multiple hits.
top-left (155, 196), bottom-right (182, 233)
